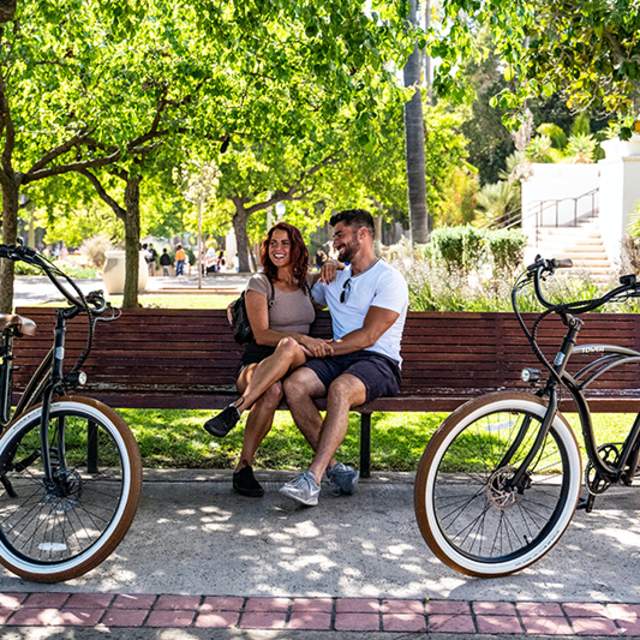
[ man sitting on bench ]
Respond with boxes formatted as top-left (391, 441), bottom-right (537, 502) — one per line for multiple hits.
top-left (280, 209), bottom-right (409, 507)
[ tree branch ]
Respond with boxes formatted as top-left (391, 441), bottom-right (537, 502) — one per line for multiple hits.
top-left (22, 149), bottom-right (121, 184)
top-left (27, 130), bottom-right (93, 175)
top-left (244, 153), bottom-right (341, 215)
top-left (0, 74), bottom-right (15, 176)
top-left (79, 168), bottom-right (126, 220)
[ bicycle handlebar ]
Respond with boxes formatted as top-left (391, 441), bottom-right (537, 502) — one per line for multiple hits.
top-left (522, 255), bottom-right (640, 315)
top-left (0, 243), bottom-right (109, 316)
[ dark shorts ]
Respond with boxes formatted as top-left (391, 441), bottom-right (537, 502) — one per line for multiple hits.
top-left (238, 343), bottom-right (276, 375)
top-left (303, 350), bottom-right (401, 403)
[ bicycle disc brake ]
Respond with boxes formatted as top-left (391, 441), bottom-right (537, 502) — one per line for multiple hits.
top-left (485, 465), bottom-right (520, 510)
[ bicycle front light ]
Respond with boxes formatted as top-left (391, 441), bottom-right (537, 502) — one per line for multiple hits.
top-left (66, 370), bottom-right (88, 386)
top-left (521, 368), bottom-right (541, 384)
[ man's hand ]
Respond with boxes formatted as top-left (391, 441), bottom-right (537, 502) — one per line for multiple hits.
top-left (320, 258), bottom-right (343, 283)
top-left (299, 335), bottom-right (334, 358)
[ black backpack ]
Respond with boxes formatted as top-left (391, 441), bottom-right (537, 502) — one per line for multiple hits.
top-left (227, 278), bottom-right (275, 344)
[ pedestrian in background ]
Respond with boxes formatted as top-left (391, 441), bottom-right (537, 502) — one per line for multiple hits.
top-left (175, 244), bottom-right (186, 277)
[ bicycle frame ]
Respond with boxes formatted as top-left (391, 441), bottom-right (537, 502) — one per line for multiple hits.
top-left (0, 244), bottom-right (113, 493)
top-left (504, 260), bottom-right (640, 493)
top-left (562, 343), bottom-right (640, 482)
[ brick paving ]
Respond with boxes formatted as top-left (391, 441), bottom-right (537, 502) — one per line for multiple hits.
top-left (2, 592), bottom-right (640, 634)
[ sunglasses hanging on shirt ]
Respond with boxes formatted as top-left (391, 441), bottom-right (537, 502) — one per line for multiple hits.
top-left (340, 278), bottom-right (352, 303)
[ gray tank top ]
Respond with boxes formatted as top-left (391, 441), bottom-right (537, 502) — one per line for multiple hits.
top-left (246, 273), bottom-right (315, 334)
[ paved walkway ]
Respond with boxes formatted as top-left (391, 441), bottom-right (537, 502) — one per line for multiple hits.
top-left (1, 471), bottom-right (640, 638)
top-left (1, 592), bottom-right (639, 636)
top-left (13, 272), bottom-right (250, 307)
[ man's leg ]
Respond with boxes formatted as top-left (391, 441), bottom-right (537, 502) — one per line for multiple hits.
top-left (280, 370), bottom-right (364, 506)
top-left (283, 367), bottom-right (326, 451)
top-left (308, 373), bottom-right (366, 483)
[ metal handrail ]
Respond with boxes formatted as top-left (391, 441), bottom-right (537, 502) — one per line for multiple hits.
top-left (481, 188), bottom-right (599, 231)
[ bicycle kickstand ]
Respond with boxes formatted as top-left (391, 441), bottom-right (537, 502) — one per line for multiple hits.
top-left (576, 493), bottom-right (596, 513)
top-left (0, 473), bottom-right (17, 498)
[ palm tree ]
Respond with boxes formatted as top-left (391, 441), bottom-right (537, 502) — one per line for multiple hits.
top-left (403, 0), bottom-right (429, 244)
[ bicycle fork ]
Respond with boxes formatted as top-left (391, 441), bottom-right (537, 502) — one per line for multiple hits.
top-left (39, 311), bottom-right (69, 494)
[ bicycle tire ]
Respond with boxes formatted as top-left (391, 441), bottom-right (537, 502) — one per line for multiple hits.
top-left (0, 396), bottom-right (142, 582)
top-left (415, 392), bottom-right (581, 577)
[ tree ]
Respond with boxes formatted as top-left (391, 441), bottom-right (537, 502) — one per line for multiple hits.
top-left (197, 2), bottom-right (409, 271)
top-left (431, 0), bottom-right (640, 130)
top-left (403, 0), bottom-right (429, 244)
top-left (0, 1), bottom-right (230, 309)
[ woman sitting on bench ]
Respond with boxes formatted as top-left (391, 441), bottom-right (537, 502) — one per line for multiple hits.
top-left (203, 222), bottom-right (335, 497)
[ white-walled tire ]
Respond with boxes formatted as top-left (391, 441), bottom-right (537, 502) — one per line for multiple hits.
top-left (0, 397), bottom-right (142, 582)
top-left (414, 392), bottom-right (581, 577)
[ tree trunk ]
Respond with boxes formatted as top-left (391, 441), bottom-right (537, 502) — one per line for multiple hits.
top-left (0, 0), bottom-right (17, 24)
top-left (0, 175), bottom-right (18, 312)
top-left (232, 202), bottom-right (251, 272)
top-left (403, 0), bottom-right (429, 244)
top-left (123, 176), bottom-right (141, 308)
top-left (374, 214), bottom-right (383, 255)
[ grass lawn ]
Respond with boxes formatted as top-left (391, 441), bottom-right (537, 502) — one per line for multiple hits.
top-left (118, 407), bottom-right (636, 471)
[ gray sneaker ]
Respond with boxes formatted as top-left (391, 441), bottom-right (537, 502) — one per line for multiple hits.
top-left (279, 471), bottom-right (320, 506)
top-left (326, 462), bottom-right (359, 496)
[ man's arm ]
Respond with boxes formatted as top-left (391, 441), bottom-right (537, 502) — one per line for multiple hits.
top-left (327, 306), bottom-right (399, 356)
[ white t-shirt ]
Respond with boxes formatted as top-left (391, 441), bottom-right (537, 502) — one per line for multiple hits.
top-left (311, 260), bottom-right (409, 366)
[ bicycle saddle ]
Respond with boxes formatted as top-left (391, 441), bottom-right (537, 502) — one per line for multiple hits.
top-left (0, 313), bottom-right (36, 337)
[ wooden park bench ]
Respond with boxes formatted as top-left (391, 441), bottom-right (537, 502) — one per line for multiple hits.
top-left (12, 307), bottom-right (640, 477)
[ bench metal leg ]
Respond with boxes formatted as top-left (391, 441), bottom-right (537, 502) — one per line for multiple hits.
top-left (359, 413), bottom-right (371, 479)
top-left (87, 420), bottom-right (98, 474)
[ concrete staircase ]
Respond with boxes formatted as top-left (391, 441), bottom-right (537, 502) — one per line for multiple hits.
top-left (528, 221), bottom-right (614, 286)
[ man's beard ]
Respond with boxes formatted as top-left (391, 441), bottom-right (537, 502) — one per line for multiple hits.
top-left (338, 240), bottom-right (359, 263)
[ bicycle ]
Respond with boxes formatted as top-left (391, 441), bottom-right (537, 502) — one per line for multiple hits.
top-left (414, 256), bottom-right (640, 577)
top-left (0, 244), bottom-right (142, 583)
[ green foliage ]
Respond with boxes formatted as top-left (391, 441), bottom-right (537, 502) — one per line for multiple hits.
top-left (571, 112), bottom-right (592, 138)
top-left (428, 226), bottom-right (525, 276)
top-left (486, 229), bottom-right (527, 274)
top-left (474, 179), bottom-right (520, 226)
top-left (424, 103), bottom-right (475, 225)
top-left (565, 134), bottom-right (598, 163)
top-left (458, 36), bottom-right (515, 185)
top-left (526, 135), bottom-right (555, 162)
top-left (402, 254), bottom-right (626, 313)
top-left (430, 0), bottom-right (640, 127)
top-left (437, 166), bottom-right (479, 226)
top-left (536, 123), bottom-right (567, 149)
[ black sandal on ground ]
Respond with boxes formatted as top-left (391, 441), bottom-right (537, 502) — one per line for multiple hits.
top-left (232, 465), bottom-right (265, 498)
top-left (204, 405), bottom-right (241, 437)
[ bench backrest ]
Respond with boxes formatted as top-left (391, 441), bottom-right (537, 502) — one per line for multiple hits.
top-left (12, 308), bottom-right (640, 410)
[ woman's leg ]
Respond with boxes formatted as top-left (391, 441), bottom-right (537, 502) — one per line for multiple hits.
top-left (203, 339), bottom-right (305, 438)
top-left (234, 337), bottom-right (306, 412)
top-left (235, 382), bottom-right (283, 470)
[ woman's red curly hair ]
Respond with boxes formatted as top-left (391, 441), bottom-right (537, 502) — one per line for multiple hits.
top-left (260, 222), bottom-right (308, 289)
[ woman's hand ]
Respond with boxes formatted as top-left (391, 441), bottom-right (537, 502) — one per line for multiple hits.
top-left (298, 335), bottom-right (334, 358)
top-left (320, 258), bottom-right (343, 283)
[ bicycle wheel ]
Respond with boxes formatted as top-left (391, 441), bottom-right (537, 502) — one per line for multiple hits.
top-left (0, 396), bottom-right (142, 582)
top-left (415, 392), bottom-right (581, 577)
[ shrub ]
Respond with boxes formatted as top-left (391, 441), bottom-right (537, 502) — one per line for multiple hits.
top-left (565, 133), bottom-right (597, 163)
top-left (487, 229), bottom-right (527, 274)
top-left (429, 226), bottom-right (487, 274)
top-left (429, 226), bottom-right (526, 279)
top-left (398, 257), bottom-right (625, 313)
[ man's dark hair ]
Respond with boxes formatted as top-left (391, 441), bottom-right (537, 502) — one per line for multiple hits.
top-left (329, 209), bottom-right (374, 234)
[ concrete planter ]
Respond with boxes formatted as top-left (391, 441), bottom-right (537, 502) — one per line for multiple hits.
top-left (102, 250), bottom-right (148, 295)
